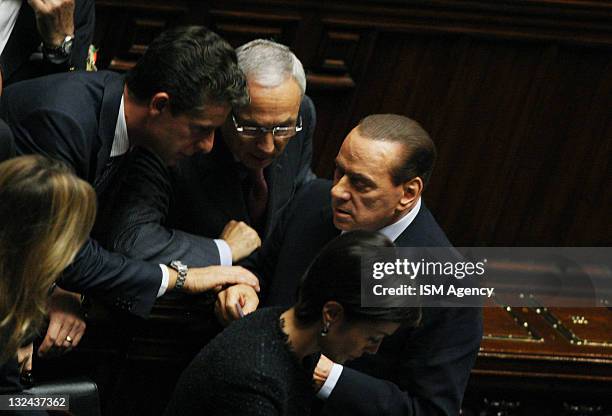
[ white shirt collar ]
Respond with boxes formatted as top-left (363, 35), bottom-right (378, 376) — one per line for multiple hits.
top-left (110, 95), bottom-right (130, 157)
top-left (378, 197), bottom-right (422, 242)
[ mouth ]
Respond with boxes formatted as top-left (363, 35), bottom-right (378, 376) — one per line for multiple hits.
top-left (249, 153), bottom-right (273, 165)
top-left (333, 206), bottom-right (352, 218)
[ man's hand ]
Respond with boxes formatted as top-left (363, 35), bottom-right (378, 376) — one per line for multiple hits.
top-left (17, 343), bottom-right (33, 374)
top-left (220, 220), bottom-right (261, 262)
top-left (174, 265), bottom-right (260, 294)
top-left (313, 355), bottom-right (335, 392)
top-left (28, 0), bottom-right (75, 48)
top-left (215, 284), bottom-right (259, 326)
top-left (38, 287), bottom-right (86, 357)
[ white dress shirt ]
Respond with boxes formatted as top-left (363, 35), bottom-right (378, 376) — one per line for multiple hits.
top-left (0, 0), bottom-right (21, 56)
top-left (317, 197), bottom-right (422, 399)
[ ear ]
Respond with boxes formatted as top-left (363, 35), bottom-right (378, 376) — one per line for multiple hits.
top-left (149, 92), bottom-right (170, 117)
top-left (397, 177), bottom-right (423, 213)
top-left (322, 301), bottom-right (345, 326)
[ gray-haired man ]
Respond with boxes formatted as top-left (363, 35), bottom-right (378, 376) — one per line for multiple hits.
top-left (95, 39), bottom-right (316, 312)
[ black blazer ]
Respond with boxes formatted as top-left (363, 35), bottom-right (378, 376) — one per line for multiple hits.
top-left (0, 117), bottom-right (15, 161)
top-left (252, 179), bottom-right (483, 415)
top-left (94, 95), bottom-right (316, 267)
top-left (0, 0), bottom-right (95, 87)
top-left (0, 71), bottom-right (163, 318)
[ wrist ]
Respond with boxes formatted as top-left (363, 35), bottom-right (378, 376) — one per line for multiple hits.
top-left (42, 34), bottom-right (74, 64)
top-left (168, 268), bottom-right (177, 289)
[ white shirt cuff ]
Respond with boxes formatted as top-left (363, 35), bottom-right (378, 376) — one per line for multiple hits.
top-left (157, 264), bottom-right (169, 297)
top-left (214, 239), bottom-right (233, 266)
top-left (316, 363), bottom-right (344, 399)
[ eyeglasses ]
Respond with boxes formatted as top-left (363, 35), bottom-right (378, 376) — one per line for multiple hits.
top-left (232, 115), bottom-right (302, 139)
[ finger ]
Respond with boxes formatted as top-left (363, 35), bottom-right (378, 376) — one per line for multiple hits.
top-left (239, 273), bottom-right (260, 292)
top-left (55, 318), bottom-right (76, 349)
top-left (214, 298), bottom-right (230, 326)
top-left (231, 267), bottom-right (260, 288)
top-left (225, 290), bottom-right (242, 321)
top-left (69, 321), bottom-right (86, 348)
top-left (24, 351), bottom-right (33, 372)
top-left (216, 291), bottom-right (231, 324)
top-left (222, 288), bottom-right (242, 321)
top-left (38, 318), bottom-right (62, 356)
top-left (215, 274), bottom-right (259, 292)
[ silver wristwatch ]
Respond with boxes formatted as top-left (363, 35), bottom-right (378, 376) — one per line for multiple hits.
top-left (169, 260), bottom-right (188, 291)
top-left (42, 35), bottom-right (74, 64)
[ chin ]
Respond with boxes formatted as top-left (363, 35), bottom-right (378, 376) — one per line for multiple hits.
top-left (332, 217), bottom-right (354, 231)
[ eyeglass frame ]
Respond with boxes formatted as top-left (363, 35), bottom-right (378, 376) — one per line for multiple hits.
top-left (231, 114), bottom-right (303, 139)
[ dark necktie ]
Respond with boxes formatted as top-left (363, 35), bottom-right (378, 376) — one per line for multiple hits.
top-left (247, 168), bottom-right (268, 232)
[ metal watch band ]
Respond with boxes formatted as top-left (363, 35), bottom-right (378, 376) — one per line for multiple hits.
top-left (169, 260), bottom-right (188, 291)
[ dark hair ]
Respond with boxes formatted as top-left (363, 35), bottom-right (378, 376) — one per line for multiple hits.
top-left (125, 26), bottom-right (249, 115)
top-left (357, 114), bottom-right (436, 187)
top-left (294, 230), bottom-right (420, 326)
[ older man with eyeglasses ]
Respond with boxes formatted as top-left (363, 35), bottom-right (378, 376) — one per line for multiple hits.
top-left (94, 39), bottom-right (316, 307)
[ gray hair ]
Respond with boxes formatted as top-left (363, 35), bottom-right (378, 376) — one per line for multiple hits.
top-left (236, 39), bottom-right (306, 95)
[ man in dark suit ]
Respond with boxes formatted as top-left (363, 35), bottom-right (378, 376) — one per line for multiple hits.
top-left (95, 39), bottom-right (315, 284)
top-left (222, 114), bottom-right (482, 415)
top-left (0, 0), bottom-right (95, 93)
top-left (0, 26), bottom-right (259, 320)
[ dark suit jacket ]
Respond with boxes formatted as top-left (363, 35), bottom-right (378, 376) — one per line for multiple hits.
top-left (0, 0), bottom-right (95, 87)
top-left (95, 95), bottom-right (316, 267)
top-left (0, 117), bottom-right (15, 161)
top-left (0, 71), bottom-right (163, 318)
top-left (253, 178), bottom-right (483, 416)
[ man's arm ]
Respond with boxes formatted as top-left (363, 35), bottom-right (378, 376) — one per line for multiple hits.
top-left (95, 147), bottom-right (259, 266)
top-left (58, 238), bottom-right (163, 318)
top-left (320, 307), bottom-right (483, 416)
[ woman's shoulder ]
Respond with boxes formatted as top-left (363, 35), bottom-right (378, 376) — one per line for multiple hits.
top-left (198, 307), bottom-right (288, 361)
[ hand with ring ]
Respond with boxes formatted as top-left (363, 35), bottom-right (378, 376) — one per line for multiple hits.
top-left (38, 286), bottom-right (86, 357)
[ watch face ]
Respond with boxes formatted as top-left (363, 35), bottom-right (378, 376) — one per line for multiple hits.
top-left (62, 36), bottom-right (74, 56)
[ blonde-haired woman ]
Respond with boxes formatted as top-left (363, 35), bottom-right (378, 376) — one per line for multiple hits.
top-left (0, 155), bottom-right (96, 392)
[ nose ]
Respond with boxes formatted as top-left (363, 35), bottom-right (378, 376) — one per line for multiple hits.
top-left (331, 176), bottom-right (350, 201)
top-left (196, 131), bottom-right (215, 154)
top-left (256, 132), bottom-right (275, 154)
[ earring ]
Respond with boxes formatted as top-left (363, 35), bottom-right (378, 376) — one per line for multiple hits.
top-left (320, 321), bottom-right (330, 337)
